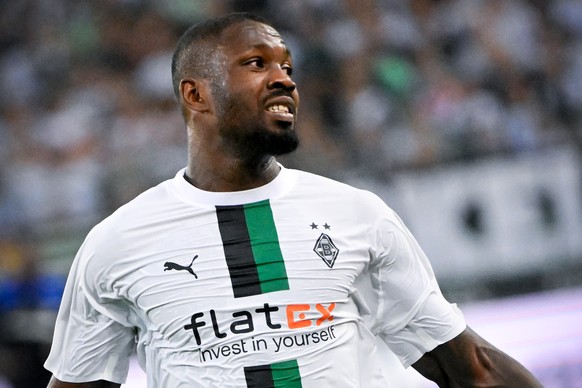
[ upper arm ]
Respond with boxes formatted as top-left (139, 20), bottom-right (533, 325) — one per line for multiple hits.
top-left (44, 233), bottom-right (136, 383)
top-left (47, 376), bottom-right (121, 388)
top-left (412, 326), bottom-right (542, 387)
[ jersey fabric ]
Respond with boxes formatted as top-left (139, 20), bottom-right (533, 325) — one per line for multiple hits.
top-left (44, 166), bottom-right (466, 387)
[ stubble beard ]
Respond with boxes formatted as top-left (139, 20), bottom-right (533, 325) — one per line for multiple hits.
top-left (215, 88), bottom-right (299, 161)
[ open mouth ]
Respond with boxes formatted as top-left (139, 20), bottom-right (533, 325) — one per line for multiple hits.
top-left (266, 102), bottom-right (295, 123)
top-left (267, 104), bottom-right (291, 114)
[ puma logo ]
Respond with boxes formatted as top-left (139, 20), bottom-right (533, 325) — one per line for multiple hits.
top-left (164, 255), bottom-right (198, 278)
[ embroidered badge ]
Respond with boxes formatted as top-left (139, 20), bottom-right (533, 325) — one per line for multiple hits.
top-left (313, 233), bottom-right (339, 268)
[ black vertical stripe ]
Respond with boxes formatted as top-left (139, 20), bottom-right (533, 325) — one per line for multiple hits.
top-left (216, 205), bottom-right (262, 298)
top-left (244, 364), bottom-right (274, 388)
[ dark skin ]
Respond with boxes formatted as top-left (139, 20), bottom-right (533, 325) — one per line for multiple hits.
top-left (181, 21), bottom-right (299, 192)
top-left (412, 327), bottom-right (542, 387)
top-left (47, 21), bottom-right (542, 388)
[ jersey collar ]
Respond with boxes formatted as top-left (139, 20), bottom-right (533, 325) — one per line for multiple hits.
top-left (170, 164), bottom-right (296, 206)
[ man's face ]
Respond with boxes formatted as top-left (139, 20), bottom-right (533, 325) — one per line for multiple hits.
top-left (210, 21), bottom-right (300, 158)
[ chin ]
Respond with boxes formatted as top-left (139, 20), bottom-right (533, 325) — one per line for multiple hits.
top-left (254, 128), bottom-right (299, 156)
top-left (270, 118), bottom-right (295, 132)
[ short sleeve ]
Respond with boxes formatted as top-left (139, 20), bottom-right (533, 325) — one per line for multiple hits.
top-left (360, 203), bottom-right (466, 367)
top-left (44, 236), bottom-right (136, 384)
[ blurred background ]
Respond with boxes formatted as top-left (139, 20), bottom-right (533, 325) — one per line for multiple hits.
top-left (0, 0), bottom-right (581, 387)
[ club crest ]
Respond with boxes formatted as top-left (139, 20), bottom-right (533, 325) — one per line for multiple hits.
top-left (313, 233), bottom-right (339, 268)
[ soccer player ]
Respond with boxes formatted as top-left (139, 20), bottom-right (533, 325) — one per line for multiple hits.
top-left (45, 13), bottom-right (542, 387)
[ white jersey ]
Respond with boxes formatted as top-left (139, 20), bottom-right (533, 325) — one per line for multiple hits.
top-left (45, 166), bottom-right (465, 387)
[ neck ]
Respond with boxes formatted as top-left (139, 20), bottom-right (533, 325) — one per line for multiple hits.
top-left (185, 155), bottom-right (280, 192)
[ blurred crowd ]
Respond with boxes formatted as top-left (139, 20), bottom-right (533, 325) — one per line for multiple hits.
top-left (0, 0), bottom-right (581, 386)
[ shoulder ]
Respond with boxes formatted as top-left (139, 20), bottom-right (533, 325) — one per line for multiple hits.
top-left (94, 181), bottom-right (168, 231)
top-left (291, 169), bottom-right (396, 224)
top-left (79, 178), bottom-right (177, 264)
top-left (291, 168), bottom-right (386, 206)
top-left (290, 170), bottom-right (412, 243)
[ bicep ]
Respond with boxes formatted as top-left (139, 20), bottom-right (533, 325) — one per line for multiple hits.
top-left (48, 376), bottom-right (121, 388)
top-left (412, 326), bottom-right (542, 387)
top-left (45, 293), bottom-right (136, 382)
top-left (45, 239), bottom-right (136, 383)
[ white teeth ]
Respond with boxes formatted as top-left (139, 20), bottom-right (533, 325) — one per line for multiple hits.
top-left (268, 104), bottom-right (290, 113)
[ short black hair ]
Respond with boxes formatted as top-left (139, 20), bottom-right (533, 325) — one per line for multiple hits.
top-left (171, 12), bottom-right (270, 99)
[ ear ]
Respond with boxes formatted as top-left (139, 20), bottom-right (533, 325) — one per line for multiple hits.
top-left (180, 78), bottom-right (210, 113)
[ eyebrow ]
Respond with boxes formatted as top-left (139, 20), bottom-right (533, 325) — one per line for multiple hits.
top-left (250, 42), bottom-right (292, 58)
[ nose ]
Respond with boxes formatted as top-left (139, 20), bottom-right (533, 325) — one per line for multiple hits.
top-left (267, 66), bottom-right (296, 93)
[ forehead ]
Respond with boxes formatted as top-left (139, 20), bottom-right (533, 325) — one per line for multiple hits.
top-left (220, 21), bottom-right (290, 57)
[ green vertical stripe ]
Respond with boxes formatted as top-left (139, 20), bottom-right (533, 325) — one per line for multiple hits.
top-left (271, 359), bottom-right (302, 388)
top-left (243, 200), bottom-right (289, 294)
